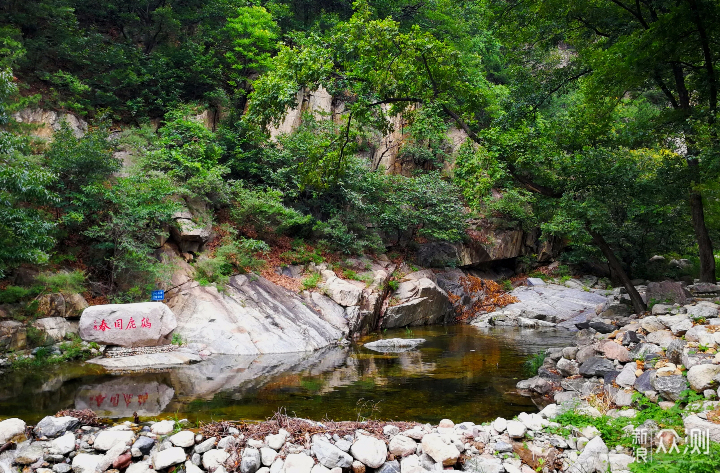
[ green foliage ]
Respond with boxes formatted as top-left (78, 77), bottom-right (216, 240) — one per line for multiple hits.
top-left (194, 228), bottom-right (269, 286)
top-left (0, 285), bottom-right (35, 304)
top-left (280, 243), bottom-right (324, 265)
top-left (301, 272), bottom-right (321, 290)
top-left (83, 173), bottom-right (179, 293)
top-left (26, 325), bottom-right (51, 348)
top-left (230, 184), bottom-right (314, 237)
top-left (35, 270), bottom-right (85, 294)
top-left (387, 280), bottom-right (399, 292)
top-left (224, 7), bottom-right (279, 87)
top-left (629, 444), bottom-right (720, 473)
top-left (171, 333), bottom-right (184, 346)
top-left (522, 352), bottom-right (545, 377)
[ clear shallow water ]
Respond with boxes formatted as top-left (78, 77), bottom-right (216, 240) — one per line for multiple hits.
top-left (0, 326), bottom-right (575, 424)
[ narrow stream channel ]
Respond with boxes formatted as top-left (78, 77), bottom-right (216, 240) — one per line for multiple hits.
top-left (0, 326), bottom-right (575, 424)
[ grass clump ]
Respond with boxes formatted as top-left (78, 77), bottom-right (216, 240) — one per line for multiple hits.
top-left (301, 272), bottom-right (322, 291)
top-left (522, 352), bottom-right (545, 376)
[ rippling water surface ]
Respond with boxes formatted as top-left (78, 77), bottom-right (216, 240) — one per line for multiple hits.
top-left (0, 325), bottom-right (575, 424)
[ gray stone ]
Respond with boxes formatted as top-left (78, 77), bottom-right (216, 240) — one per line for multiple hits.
top-left (54, 464), bottom-right (72, 473)
top-left (312, 439), bottom-right (353, 468)
top-left (93, 431), bottom-right (134, 452)
top-left (169, 431), bottom-right (195, 448)
top-left (387, 436), bottom-right (416, 458)
top-left (666, 339), bottom-right (685, 365)
top-left (687, 364), bottom-right (720, 391)
top-left (381, 278), bottom-right (453, 329)
top-left (34, 416), bottom-right (80, 438)
top-left (506, 421), bottom-right (526, 439)
top-left (283, 453), bottom-right (314, 473)
top-left (80, 302), bottom-right (177, 347)
top-left (194, 437), bottom-right (216, 454)
top-left (646, 281), bottom-right (690, 305)
top-left (376, 461), bottom-right (400, 473)
top-left (420, 434), bottom-right (458, 466)
top-left (241, 448), bottom-right (261, 473)
top-left (15, 442), bottom-right (46, 464)
top-left (260, 448), bottom-right (277, 467)
top-left (72, 454), bottom-right (102, 473)
top-left (557, 358), bottom-right (579, 376)
top-left (615, 364), bottom-right (637, 388)
top-left (579, 357), bottom-right (616, 377)
top-left (630, 343), bottom-right (662, 360)
top-left (350, 436), bottom-right (387, 468)
top-left (132, 437), bottom-right (155, 456)
top-left (684, 415), bottom-right (720, 442)
top-left (203, 449), bottom-right (230, 471)
top-left (153, 447), bottom-right (187, 470)
top-left (652, 375), bottom-right (688, 401)
top-left (0, 320), bottom-right (26, 351)
top-left (646, 330), bottom-right (675, 348)
top-left (151, 420), bottom-right (175, 435)
top-left (0, 418), bottom-right (26, 444)
top-left (576, 345), bottom-right (598, 364)
top-left (50, 432), bottom-right (76, 455)
top-left (575, 436), bottom-right (609, 472)
top-left (266, 434), bottom-right (287, 451)
top-left (669, 318), bottom-right (693, 336)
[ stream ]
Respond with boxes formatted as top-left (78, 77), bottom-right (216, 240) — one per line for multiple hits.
top-left (0, 326), bottom-right (575, 424)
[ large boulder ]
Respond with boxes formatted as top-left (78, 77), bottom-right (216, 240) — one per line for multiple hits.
top-left (321, 276), bottom-right (363, 307)
top-left (646, 280), bottom-right (691, 305)
top-left (79, 302), bottom-right (177, 347)
top-left (169, 275), bottom-right (345, 354)
top-left (33, 317), bottom-right (77, 342)
top-left (170, 196), bottom-right (213, 254)
top-left (37, 293), bottom-right (66, 318)
top-left (381, 275), bottom-right (452, 329)
top-left (64, 293), bottom-right (89, 318)
top-left (0, 320), bottom-right (26, 351)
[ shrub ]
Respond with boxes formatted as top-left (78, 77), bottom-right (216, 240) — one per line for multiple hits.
top-left (36, 270), bottom-right (86, 294)
top-left (522, 352), bottom-right (545, 376)
top-left (301, 273), bottom-right (321, 291)
top-left (0, 285), bottom-right (35, 303)
top-left (195, 233), bottom-right (270, 285)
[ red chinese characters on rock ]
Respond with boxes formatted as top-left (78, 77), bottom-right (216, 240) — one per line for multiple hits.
top-left (92, 317), bottom-right (152, 331)
top-left (89, 392), bottom-right (149, 408)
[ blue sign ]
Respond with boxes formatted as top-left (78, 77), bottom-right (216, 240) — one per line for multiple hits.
top-left (151, 290), bottom-right (165, 301)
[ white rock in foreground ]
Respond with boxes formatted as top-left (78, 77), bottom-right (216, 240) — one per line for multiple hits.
top-left (0, 418), bottom-right (26, 444)
top-left (350, 435), bottom-right (388, 468)
top-left (153, 447), bottom-right (187, 470)
top-left (421, 434), bottom-right (459, 466)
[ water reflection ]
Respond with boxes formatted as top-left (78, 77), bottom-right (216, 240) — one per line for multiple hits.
top-left (0, 326), bottom-right (574, 424)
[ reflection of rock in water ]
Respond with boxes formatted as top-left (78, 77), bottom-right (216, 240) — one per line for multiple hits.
top-left (169, 346), bottom-right (350, 400)
top-left (75, 376), bottom-right (174, 418)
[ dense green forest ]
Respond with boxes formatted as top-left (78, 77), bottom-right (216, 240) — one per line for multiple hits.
top-left (0, 0), bottom-right (719, 309)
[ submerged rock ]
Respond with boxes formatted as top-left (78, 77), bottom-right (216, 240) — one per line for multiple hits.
top-left (363, 339), bottom-right (425, 353)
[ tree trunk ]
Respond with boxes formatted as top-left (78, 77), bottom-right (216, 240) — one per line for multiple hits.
top-left (689, 189), bottom-right (717, 283)
top-left (586, 224), bottom-right (647, 314)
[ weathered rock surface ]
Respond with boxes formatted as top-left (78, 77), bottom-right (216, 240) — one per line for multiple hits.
top-left (0, 418), bottom-right (26, 444)
top-left (79, 302), bottom-right (177, 347)
top-left (169, 275), bottom-right (345, 355)
top-left (33, 317), bottom-right (77, 342)
top-left (0, 320), bottom-right (26, 351)
top-left (87, 351), bottom-right (201, 370)
top-left (170, 196), bottom-right (213, 254)
top-left (350, 436), bottom-right (387, 468)
top-left (34, 416), bottom-right (79, 438)
top-left (473, 284), bottom-right (608, 328)
top-left (13, 108), bottom-right (87, 139)
top-left (381, 275), bottom-right (452, 329)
